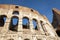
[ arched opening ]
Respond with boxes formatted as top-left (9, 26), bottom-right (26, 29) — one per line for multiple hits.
top-left (37, 39), bottom-right (41, 40)
top-left (32, 19), bottom-right (38, 30)
top-left (56, 25), bottom-right (60, 37)
top-left (40, 21), bottom-right (44, 30)
top-left (8, 38), bottom-right (14, 40)
top-left (0, 15), bottom-right (7, 27)
top-left (56, 30), bottom-right (60, 37)
top-left (13, 11), bottom-right (19, 15)
top-left (40, 21), bottom-right (47, 32)
top-left (24, 38), bottom-right (30, 40)
top-left (31, 9), bottom-right (33, 12)
top-left (22, 17), bottom-right (30, 29)
top-left (15, 6), bottom-right (19, 8)
top-left (9, 16), bottom-right (19, 32)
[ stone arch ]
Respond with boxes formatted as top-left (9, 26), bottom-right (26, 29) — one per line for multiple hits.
top-left (37, 39), bottom-right (41, 40)
top-left (9, 16), bottom-right (19, 32)
top-left (15, 6), bottom-right (19, 8)
top-left (8, 38), bottom-right (14, 40)
top-left (12, 11), bottom-right (19, 15)
top-left (22, 17), bottom-right (30, 29)
top-left (40, 21), bottom-right (47, 33)
top-left (32, 18), bottom-right (38, 30)
top-left (24, 38), bottom-right (30, 40)
top-left (0, 15), bottom-right (7, 27)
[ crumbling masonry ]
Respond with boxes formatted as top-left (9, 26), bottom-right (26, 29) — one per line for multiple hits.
top-left (0, 4), bottom-right (59, 40)
top-left (52, 8), bottom-right (60, 37)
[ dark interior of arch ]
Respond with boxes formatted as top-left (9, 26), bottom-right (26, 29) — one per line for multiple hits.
top-left (22, 17), bottom-right (30, 29)
top-left (24, 38), bottom-right (30, 40)
top-left (15, 6), bottom-right (19, 8)
top-left (13, 11), bottom-right (19, 15)
top-left (37, 39), bottom-right (41, 40)
top-left (0, 15), bottom-right (7, 27)
top-left (9, 16), bottom-right (19, 32)
top-left (8, 38), bottom-right (14, 40)
top-left (56, 30), bottom-right (60, 37)
top-left (33, 19), bottom-right (38, 30)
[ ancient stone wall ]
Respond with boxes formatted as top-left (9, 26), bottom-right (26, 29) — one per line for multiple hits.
top-left (52, 8), bottom-right (60, 37)
top-left (0, 4), bottom-right (59, 40)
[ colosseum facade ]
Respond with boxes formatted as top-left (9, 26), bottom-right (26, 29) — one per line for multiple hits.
top-left (0, 4), bottom-right (59, 40)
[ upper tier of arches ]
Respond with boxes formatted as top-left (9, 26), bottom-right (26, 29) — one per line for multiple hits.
top-left (0, 4), bottom-right (57, 37)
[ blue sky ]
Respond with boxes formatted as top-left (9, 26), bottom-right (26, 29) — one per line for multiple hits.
top-left (0, 0), bottom-right (60, 23)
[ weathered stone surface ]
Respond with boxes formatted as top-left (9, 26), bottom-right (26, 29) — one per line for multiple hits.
top-left (0, 4), bottom-right (59, 40)
top-left (52, 8), bottom-right (60, 37)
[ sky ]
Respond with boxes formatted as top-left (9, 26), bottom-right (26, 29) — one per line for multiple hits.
top-left (0, 0), bottom-right (60, 23)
